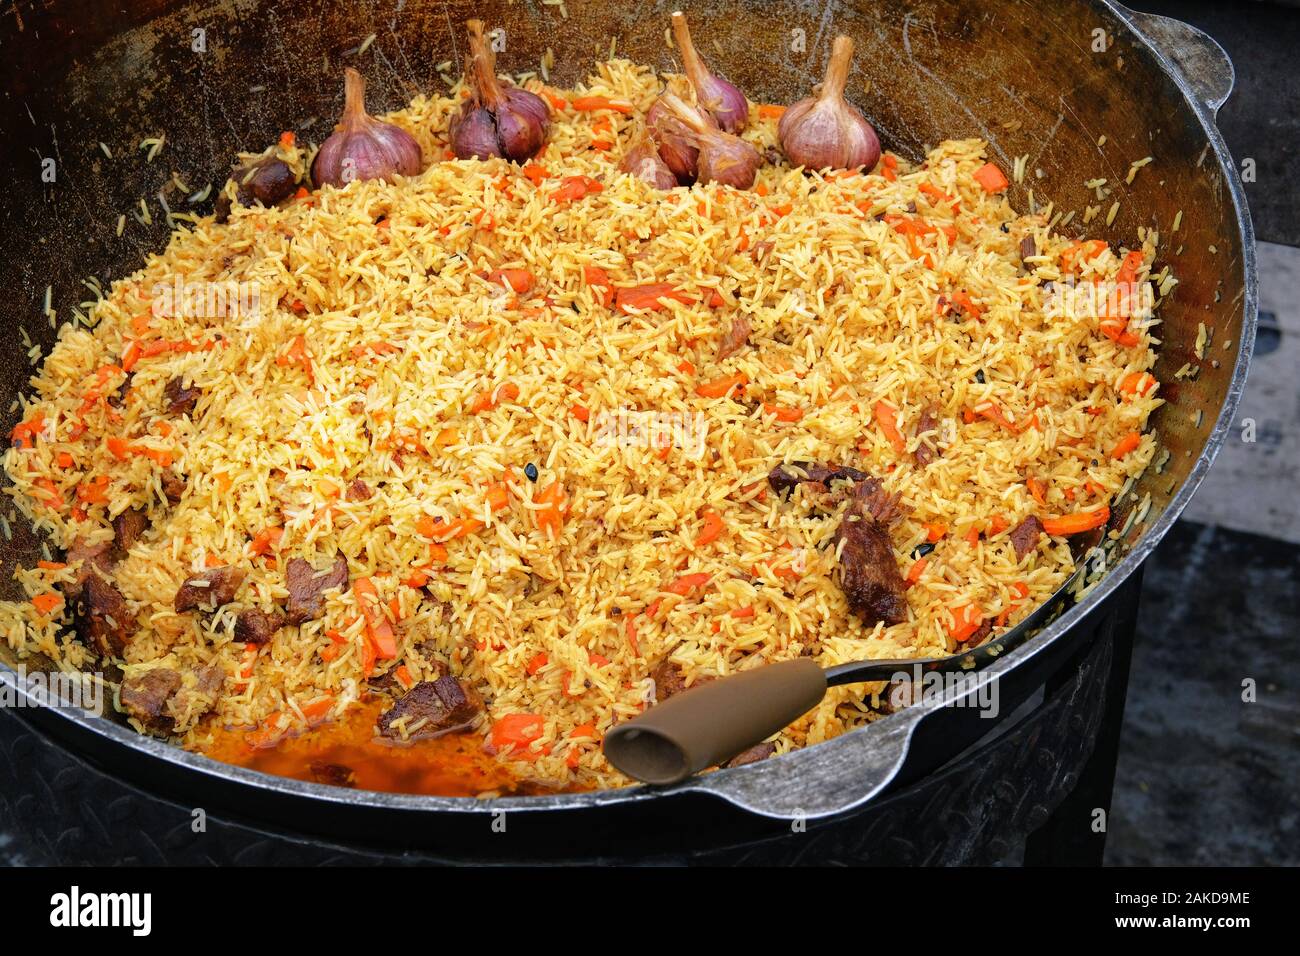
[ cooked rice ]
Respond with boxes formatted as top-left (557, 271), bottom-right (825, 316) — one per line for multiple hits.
top-left (0, 57), bottom-right (1161, 790)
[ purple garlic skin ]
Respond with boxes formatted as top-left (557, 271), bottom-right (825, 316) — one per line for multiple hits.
top-left (449, 107), bottom-right (503, 160)
top-left (778, 35), bottom-right (881, 172)
top-left (647, 97), bottom-right (700, 183)
top-left (652, 91), bottom-right (760, 190)
top-left (671, 10), bottom-right (749, 133)
top-left (450, 20), bottom-right (550, 164)
top-left (494, 88), bottom-right (550, 159)
top-left (619, 127), bottom-right (679, 190)
top-left (312, 68), bottom-right (424, 188)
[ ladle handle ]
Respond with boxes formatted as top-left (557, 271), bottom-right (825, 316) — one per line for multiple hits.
top-left (603, 658), bottom-right (827, 785)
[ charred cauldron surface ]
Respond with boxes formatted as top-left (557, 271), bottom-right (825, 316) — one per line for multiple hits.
top-left (0, 0), bottom-right (1253, 822)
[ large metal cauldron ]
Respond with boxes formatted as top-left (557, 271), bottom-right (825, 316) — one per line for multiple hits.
top-left (0, 0), bottom-right (1254, 859)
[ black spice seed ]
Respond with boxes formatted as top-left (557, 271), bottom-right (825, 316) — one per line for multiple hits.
top-left (975, 369), bottom-right (986, 384)
top-left (911, 542), bottom-right (936, 559)
top-left (524, 463), bottom-right (539, 482)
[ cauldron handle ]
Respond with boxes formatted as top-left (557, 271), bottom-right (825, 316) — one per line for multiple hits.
top-left (1121, 7), bottom-right (1235, 116)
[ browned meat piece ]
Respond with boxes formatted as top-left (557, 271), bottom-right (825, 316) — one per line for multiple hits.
top-left (345, 478), bottom-right (372, 502)
top-left (112, 508), bottom-right (149, 552)
top-left (878, 678), bottom-right (922, 714)
top-left (750, 240), bottom-right (775, 266)
top-left (214, 158), bottom-right (299, 223)
top-left (367, 667), bottom-right (405, 694)
top-left (191, 662), bottom-right (225, 698)
top-left (234, 607), bottom-right (284, 645)
top-left (284, 554), bottom-right (350, 625)
top-left (650, 658), bottom-right (697, 702)
top-left (914, 405), bottom-right (941, 467)
top-left (246, 160), bottom-right (297, 205)
top-left (960, 619), bottom-right (993, 646)
top-left (723, 741), bottom-right (776, 768)
top-left (837, 479), bottom-right (909, 626)
top-left (309, 762), bottom-right (357, 787)
top-left (768, 461), bottom-right (868, 497)
top-left (1009, 514), bottom-right (1045, 561)
top-left (76, 575), bottom-right (131, 657)
top-left (119, 668), bottom-right (182, 733)
top-left (64, 537), bottom-right (115, 602)
top-left (163, 377), bottom-right (200, 416)
top-left (167, 663), bottom-right (224, 725)
top-left (174, 566), bottom-right (246, 613)
top-left (161, 472), bottom-right (186, 503)
top-left (1019, 235), bottom-right (1037, 264)
top-left (716, 314), bottom-right (752, 361)
top-left (376, 676), bottom-right (482, 740)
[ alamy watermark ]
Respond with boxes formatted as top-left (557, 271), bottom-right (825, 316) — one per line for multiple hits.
top-left (1042, 277), bottom-right (1155, 323)
top-left (887, 665), bottom-right (1000, 719)
top-left (593, 408), bottom-right (708, 460)
top-left (150, 276), bottom-right (261, 320)
top-left (0, 664), bottom-right (104, 716)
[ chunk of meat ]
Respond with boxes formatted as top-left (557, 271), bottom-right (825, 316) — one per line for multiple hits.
top-left (76, 574), bottom-right (131, 657)
top-left (64, 537), bottom-right (115, 602)
top-left (112, 508), bottom-right (149, 552)
top-left (878, 678), bottom-right (922, 714)
top-left (345, 478), bottom-right (372, 502)
top-left (119, 668), bottom-right (182, 733)
top-left (650, 658), bottom-right (698, 703)
top-left (1009, 515), bottom-right (1045, 561)
top-left (717, 314), bottom-right (752, 361)
top-left (161, 472), bottom-right (186, 503)
top-left (376, 676), bottom-right (483, 740)
top-left (174, 566), bottom-right (246, 613)
top-left (1019, 235), bottom-right (1038, 264)
top-left (309, 762), bottom-right (357, 787)
top-left (768, 461), bottom-right (868, 498)
top-left (284, 554), bottom-right (350, 625)
top-left (163, 377), bottom-right (200, 416)
top-left (914, 405), bottom-right (941, 467)
top-left (960, 619), bottom-right (994, 646)
top-left (837, 479), bottom-right (909, 626)
top-left (750, 240), bottom-right (775, 266)
top-left (723, 740), bottom-right (776, 768)
top-left (214, 158), bottom-right (299, 223)
top-left (233, 607), bottom-right (284, 645)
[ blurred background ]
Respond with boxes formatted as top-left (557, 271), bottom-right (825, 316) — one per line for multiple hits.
top-left (1109, 0), bottom-right (1297, 865)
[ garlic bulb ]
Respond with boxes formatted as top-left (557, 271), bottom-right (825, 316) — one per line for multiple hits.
top-left (450, 19), bottom-right (550, 163)
top-left (778, 35), bottom-right (881, 172)
top-left (645, 95), bottom-right (700, 183)
top-left (619, 123), bottom-right (679, 190)
top-left (312, 68), bottom-right (424, 188)
top-left (651, 92), bottom-right (760, 190)
top-left (670, 10), bottom-right (748, 133)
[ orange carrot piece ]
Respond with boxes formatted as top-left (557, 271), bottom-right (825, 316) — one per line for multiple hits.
top-left (32, 593), bottom-right (63, 615)
top-left (570, 96), bottom-right (633, 114)
top-left (973, 162), bottom-right (1009, 193)
top-left (948, 602), bottom-right (986, 642)
top-left (873, 400), bottom-right (907, 455)
top-left (615, 283), bottom-right (694, 314)
top-left (762, 403), bottom-right (804, 422)
top-left (490, 714), bottom-right (548, 760)
top-left (906, 557), bottom-right (929, 585)
top-left (695, 373), bottom-right (748, 399)
top-left (1110, 431), bottom-right (1142, 459)
top-left (1042, 506), bottom-right (1111, 536)
top-left (695, 509), bottom-right (724, 546)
